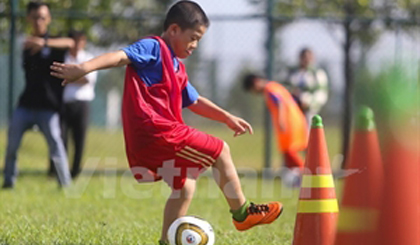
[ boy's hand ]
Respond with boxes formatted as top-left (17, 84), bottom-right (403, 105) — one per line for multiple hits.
top-left (224, 115), bottom-right (254, 137)
top-left (50, 62), bottom-right (86, 86)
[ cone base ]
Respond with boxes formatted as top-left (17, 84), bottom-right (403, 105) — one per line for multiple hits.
top-left (293, 213), bottom-right (338, 245)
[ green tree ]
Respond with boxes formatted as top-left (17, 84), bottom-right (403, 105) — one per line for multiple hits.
top-left (0, 0), bottom-right (173, 45)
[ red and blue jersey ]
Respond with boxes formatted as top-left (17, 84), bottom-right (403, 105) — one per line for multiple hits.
top-left (122, 38), bottom-right (199, 108)
top-left (121, 36), bottom-right (223, 189)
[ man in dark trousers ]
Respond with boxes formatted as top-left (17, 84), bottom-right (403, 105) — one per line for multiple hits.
top-left (2, 1), bottom-right (73, 189)
top-left (55, 30), bottom-right (97, 178)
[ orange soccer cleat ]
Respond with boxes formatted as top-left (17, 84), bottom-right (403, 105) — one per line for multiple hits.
top-left (233, 202), bottom-right (283, 231)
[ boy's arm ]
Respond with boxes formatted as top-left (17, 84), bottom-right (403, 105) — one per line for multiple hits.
top-left (188, 96), bottom-right (253, 137)
top-left (51, 51), bottom-right (131, 85)
top-left (72, 77), bottom-right (89, 85)
top-left (73, 60), bottom-right (99, 85)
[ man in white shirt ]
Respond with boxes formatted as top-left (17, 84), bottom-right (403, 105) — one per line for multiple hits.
top-left (286, 48), bottom-right (329, 127)
top-left (49, 30), bottom-right (97, 178)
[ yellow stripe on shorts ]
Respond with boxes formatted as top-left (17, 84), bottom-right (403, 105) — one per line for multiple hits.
top-left (185, 146), bottom-right (216, 163)
top-left (298, 199), bottom-right (339, 213)
top-left (337, 208), bottom-right (379, 232)
top-left (180, 149), bottom-right (212, 166)
top-left (175, 152), bottom-right (207, 168)
top-left (301, 175), bottom-right (335, 188)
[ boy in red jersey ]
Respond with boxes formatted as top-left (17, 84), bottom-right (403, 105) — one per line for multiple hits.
top-left (51, 1), bottom-right (283, 244)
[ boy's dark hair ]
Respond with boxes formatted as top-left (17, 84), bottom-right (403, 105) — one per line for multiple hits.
top-left (68, 29), bottom-right (86, 39)
top-left (27, 1), bottom-right (49, 15)
top-left (243, 73), bottom-right (261, 91)
top-left (164, 1), bottom-right (210, 31)
top-left (299, 47), bottom-right (312, 58)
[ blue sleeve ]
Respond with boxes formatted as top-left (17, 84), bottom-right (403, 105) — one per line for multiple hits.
top-left (269, 92), bottom-right (281, 105)
top-left (122, 39), bottom-right (160, 69)
top-left (182, 82), bottom-right (200, 108)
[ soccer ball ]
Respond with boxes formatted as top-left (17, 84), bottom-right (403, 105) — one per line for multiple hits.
top-left (167, 216), bottom-right (215, 245)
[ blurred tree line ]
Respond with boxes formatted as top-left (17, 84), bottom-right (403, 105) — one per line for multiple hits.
top-left (0, 0), bottom-right (172, 45)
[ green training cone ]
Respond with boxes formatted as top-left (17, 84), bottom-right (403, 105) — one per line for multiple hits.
top-left (356, 106), bottom-right (375, 131)
top-left (311, 115), bottom-right (323, 128)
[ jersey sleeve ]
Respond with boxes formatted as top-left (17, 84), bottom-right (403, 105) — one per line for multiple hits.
top-left (182, 82), bottom-right (199, 108)
top-left (122, 39), bottom-right (160, 69)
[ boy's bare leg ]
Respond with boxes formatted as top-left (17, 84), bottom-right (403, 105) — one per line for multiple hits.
top-left (160, 178), bottom-right (196, 242)
top-left (213, 142), bottom-right (283, 231)
top-left (212, 143), bottom-right (246, 210)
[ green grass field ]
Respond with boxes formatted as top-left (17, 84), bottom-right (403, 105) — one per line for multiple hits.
top-left (0, 125), bottom-right (341, 244)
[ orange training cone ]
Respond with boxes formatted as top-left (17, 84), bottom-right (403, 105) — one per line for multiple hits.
top-left (293, 115), bottom-right (339, 245)
top-left (334, 107), bottom-right (383, 245)
top-left (374, 125), bottom-right (420, 245)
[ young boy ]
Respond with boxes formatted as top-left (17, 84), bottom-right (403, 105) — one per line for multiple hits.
top-left (51, 1), bottom-right (282, 244)
top-left (243, 74), bottom-right (308, 187)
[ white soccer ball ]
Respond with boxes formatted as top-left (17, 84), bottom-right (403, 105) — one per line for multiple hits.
top-left (167, 216), bottom-right (215, 245)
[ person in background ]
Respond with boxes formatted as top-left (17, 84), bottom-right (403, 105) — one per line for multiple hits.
top-left (48, 30), bottom-right (97, 178)
top-left (243, 74), bottom-right (308, 187)
top-left (286, 48), bottom-right (329, 126)
top-left (2, 1), bottom-right (73, 189)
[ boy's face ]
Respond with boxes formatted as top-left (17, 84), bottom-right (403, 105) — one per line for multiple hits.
top-left (27, 6), bottom-right (51, 36)
top-left (167, 24), bottom-right (207, 59)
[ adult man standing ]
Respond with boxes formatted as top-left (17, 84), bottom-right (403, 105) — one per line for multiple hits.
top-left (286, 48), bottom-right (329, 126)
top-left (2, 1), bottom-right (73, 189)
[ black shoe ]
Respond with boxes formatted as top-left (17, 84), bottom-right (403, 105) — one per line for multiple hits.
top-left (47, 170), bottom-right (57, 177)
top-left (2, 183), bottom-right (13, 189)
top-left (71, 170), bottom-right (81, 179)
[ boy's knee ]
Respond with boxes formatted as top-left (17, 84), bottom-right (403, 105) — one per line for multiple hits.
top-left (220, 141), bottom-right (231, 156)
top-left (213, 142), bottom-right (234, 171)
top-left (215, 142), bottom-right (233, 163)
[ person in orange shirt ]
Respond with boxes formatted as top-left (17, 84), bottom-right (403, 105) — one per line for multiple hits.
top-left (243, 74), bottom-right (308, 187)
